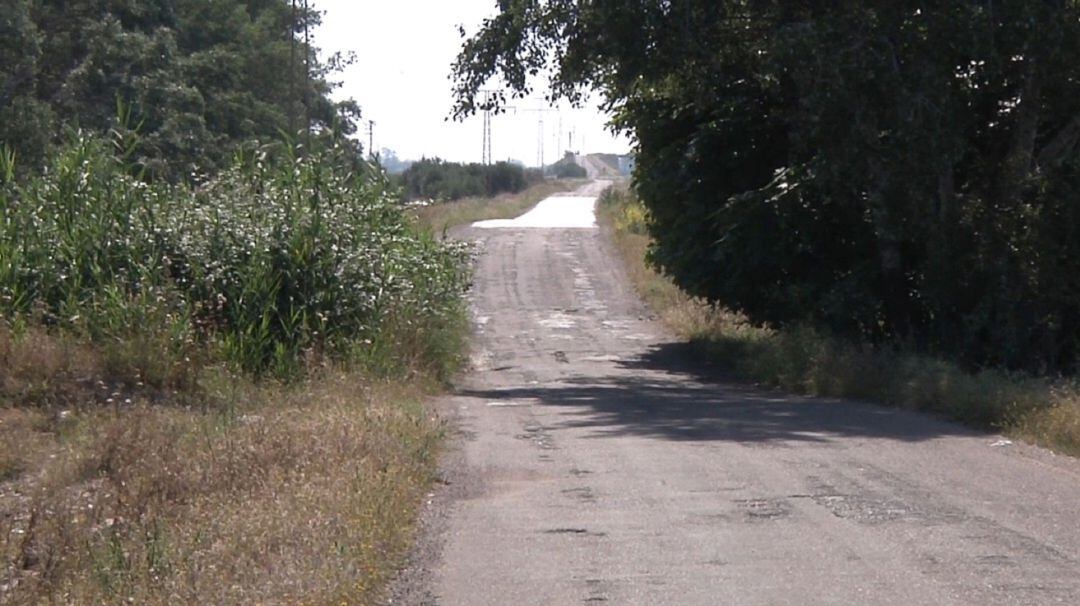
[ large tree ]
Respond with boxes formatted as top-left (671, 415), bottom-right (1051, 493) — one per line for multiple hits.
top-left (0, 0), bottom-right (358, 180)
top-left (453, 1), bottom-right (1080, 373)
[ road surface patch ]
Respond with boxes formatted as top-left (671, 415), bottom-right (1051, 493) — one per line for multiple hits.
top-left (472, 195), bottom-right (598, 229)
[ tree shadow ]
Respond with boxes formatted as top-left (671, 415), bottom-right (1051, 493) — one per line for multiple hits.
top-left (459, 342), bottom-right (983, 445)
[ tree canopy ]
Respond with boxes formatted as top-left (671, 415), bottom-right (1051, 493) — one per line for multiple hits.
top-left (0, 0), bottom-right (357, 180)
top-left (453, 1), bottom-right (1080, 373)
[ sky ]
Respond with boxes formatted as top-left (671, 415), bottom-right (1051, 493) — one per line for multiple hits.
top-left (312, 0), bottom-right (631, 166)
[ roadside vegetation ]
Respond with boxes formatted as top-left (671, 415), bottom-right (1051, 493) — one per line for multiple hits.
top-left (548, 152), bottom-right (587, 179)
top-left (599, 186), bottom-right (1080, 457)
top-left (0, 132), bottom-right (470, 604)
top-left (396, 158), bottom-right (541, 203)
top-left (1, 2), bottom-right (480, 601)
top-left (454, 4), bottom-right (1080, 371)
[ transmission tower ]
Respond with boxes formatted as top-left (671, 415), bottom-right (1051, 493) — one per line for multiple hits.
top-left (482, 110), bottom-right (492, 164)
top-left (478, 90), bottom-right (499, 164)
top-left (557, 115), bottom-right (563, 158)
top-left (538, 118), bottom-right (544, 168)
top-left (514, 106), bottom-right (558, 168)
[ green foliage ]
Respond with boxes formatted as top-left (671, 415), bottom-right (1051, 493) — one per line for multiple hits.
top-left (601, 185), bottom-right (1080, 456)
top-left (453, 1), bottom-right (1080, 374)
top-left (0, 0), bottom-right (357, 181)
top-left (599, 187), bottom-right (649, 236)
top-left (550, 152), bottom-right (586, 179)
top-left (0, 133), bottom-right (470, 378)
top-left (398, 158), bottom-right (540, 202)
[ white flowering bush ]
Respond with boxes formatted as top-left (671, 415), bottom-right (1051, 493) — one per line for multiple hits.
top-left (0, 134), bottom-right (470, 378)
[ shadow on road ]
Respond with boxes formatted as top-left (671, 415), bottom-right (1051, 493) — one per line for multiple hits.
top-left (458, 342), bottom-right (981, 445)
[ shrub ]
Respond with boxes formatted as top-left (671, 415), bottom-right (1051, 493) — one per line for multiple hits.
top-left (550, 153), bottom-right (587, 179)
top-left (0, 133), bottom-right (471, 378)
top-left (397, 157), bottom-right (540, 202)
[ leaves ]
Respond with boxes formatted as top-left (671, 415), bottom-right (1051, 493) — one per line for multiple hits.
top-left (0, 0), bottom-right (359, 181)
top-left (453, 0), bottom-right (1080, 373)
top-left (0, 133), bottom-right (471, 377)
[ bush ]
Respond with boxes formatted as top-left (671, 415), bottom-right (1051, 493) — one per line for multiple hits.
top-left (550, 152), bottom-right (586, 179)
top-left (398, 158), bottom-right (540, 202)
top-left (0, 133), bottom-right (471, 378)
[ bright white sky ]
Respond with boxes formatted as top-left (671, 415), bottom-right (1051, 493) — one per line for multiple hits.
top-left (312, 0), bottom-right (631, 166)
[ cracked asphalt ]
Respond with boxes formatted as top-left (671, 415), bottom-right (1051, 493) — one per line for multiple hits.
top-left (389, 181), bottom-right (1080, 605)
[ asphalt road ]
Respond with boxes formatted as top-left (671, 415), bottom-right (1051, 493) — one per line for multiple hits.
top-left (393, 182), bottom-right (1080, 605)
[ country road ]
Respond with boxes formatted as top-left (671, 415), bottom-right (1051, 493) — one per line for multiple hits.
top-left (390, 182), bottom-right (1080, 605)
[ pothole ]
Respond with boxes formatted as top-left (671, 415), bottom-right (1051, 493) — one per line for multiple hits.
top-left (735, 498), bottom-right (792, 521)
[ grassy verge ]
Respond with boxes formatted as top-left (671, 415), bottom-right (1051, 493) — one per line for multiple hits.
top-left (411, 179), bottom-right (578, 232)
top-left (0, 135), bottom-right (470, 604)
top-left (0, 330), bottom-right (442, 604)
top-left (597, 186), bottom-right (1080, 457)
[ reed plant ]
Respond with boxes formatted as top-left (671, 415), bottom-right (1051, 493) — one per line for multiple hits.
top-left (0, 133), bottom-right (471, 603)
top-left (0, 133), bottom-right (470, 379)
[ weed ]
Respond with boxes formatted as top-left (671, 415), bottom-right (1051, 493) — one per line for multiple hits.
top-left (0, 134), bottom-right (470, 377)
top-left (0, 370), bottom-right (443, 604)
top-left (0, 133), bottom-right (473, 603)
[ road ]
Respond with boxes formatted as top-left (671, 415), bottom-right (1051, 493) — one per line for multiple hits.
top-left (576, 154), bottom-right (621, 180)
top-left (391, 182), bottom-right (1080, 605)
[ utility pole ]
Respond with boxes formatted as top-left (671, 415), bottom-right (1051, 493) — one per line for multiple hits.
top-left (289, 0), bottom-right (297, 137)
top-left (482, 110), bottom-right (492, 164)
top-left (516, 105), bottom-right (558, 169)
top-left (557, 115), bottom-right (563, 158)
top-left (302, 0), bottom-right (311, 143)
top-left (538, 118), bottom-right (545, 168)
top-left (367, 120), bottom-right (375, 159)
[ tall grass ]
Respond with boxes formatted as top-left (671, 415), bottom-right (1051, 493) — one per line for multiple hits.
top-left (0, 133), bottom-right (472, 603)
top-left (598, 186), bottom-right (1080, 457)
top-left (0, 133), bottom-right (470, 378)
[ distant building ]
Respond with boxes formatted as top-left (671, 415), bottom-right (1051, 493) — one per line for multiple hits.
top-left (617, 155), bottom-right (635, 176)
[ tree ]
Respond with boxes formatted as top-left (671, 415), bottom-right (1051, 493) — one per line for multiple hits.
top-left (0, 0), bottom-right (360, 181)
top-left (398, 158), bottom-right (538, 202)
top-left (550, 152), bottom-right (585, 178)
top-left (452, 1), bottom-right (1080, 373)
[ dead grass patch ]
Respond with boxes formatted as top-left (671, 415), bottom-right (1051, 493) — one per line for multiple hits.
top-left (0, 328), bottom-right (444, 604)
top-left (598, 186), bottom-right (1080, 457)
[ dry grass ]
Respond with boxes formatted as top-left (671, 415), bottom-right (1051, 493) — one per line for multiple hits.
top-left (0, 327), bottom-right (444, 604)
top-left (598, 187), bottom-right (1080, 457)
top-left (412, 180), bottom-right (579, 232)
